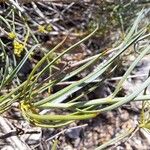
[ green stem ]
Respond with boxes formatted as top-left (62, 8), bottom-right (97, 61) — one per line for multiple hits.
top-left (38, 94), bottom-right (150, 109)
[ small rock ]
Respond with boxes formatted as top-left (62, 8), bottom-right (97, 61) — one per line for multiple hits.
top-left (63, 145), bottom-right (73, 150)
top-left (74, 138), bottom-right (81, 147)
top-left (106, 112), bottom-right (116, 124)
top-left (66, 128), bottom-right (82, 140)
top-left (119, 110), bottom-right (129, 122)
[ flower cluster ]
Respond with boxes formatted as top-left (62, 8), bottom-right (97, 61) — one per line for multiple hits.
top-left (8, 32), bottom-right (16, 39)
top-left (38, 24), bottom-right (52, 33)
top-left (38, 25), bottom-right (47, 33)
top-left (46, 24), bottom-right (52, 32)
top-left (8, 32), bottom-right (24, 57)
top-left (13, 41), bottom-right (24, 57)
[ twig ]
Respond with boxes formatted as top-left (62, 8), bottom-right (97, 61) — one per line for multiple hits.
top-left (55, 73), bottom-right (148, 86)
top-left (0, 116), bottom-right (31, 150)
top-left (0, 127), bottom-right (41, 139)
top-left (32, 2), bottom-right (49, 24)
top-left (9, 0), bottom-right (25, 12)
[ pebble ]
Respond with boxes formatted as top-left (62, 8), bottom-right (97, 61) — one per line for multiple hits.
top-left (119, 110), bottom-right (129, 122)
top-left (66, 128), bottom-right (82, 140)
top-left (63, 145), bottom-right (73, 150)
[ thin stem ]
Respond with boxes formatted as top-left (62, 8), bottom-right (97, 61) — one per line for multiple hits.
top-left (38, 95), bottom-right (150, 109)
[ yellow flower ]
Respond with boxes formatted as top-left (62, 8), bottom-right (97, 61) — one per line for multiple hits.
top-left (8, 32), bottom-right (16, 39)
top-left (13, 41), bottom-right (24, 57)
top-left (38, 25), bottom-right (47, 33)
top-left (46, 24), bottom-right (52, 32)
